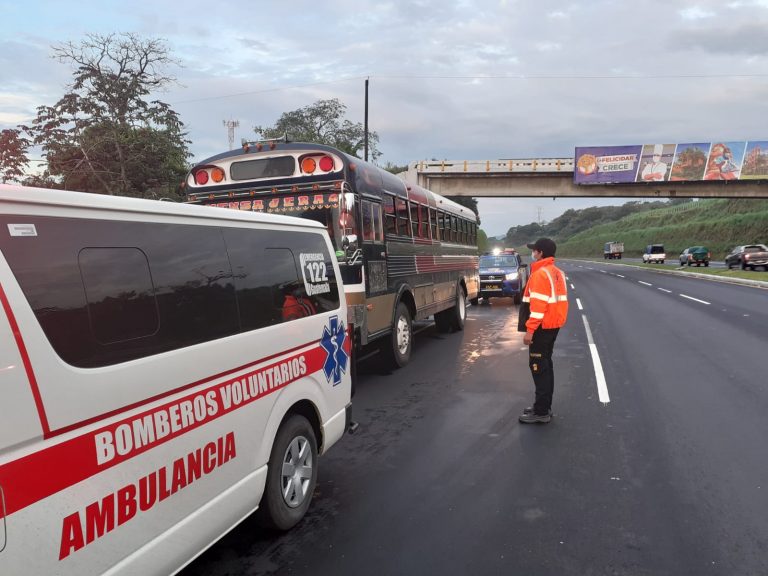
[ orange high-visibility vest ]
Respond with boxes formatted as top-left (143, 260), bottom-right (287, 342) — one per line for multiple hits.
top-left (523, 256), bottom-right (568, 333)
top-left (282, 294), bottom-right (317, 321)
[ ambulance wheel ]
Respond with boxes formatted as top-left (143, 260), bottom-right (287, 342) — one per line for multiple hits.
top-left (260, 414), bottom-right (318, 531)
top-left (382, 302), bottom-right (412, 368)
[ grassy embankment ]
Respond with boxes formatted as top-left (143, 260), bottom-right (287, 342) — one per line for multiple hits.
top-left (556, 198), bottom-right (768, 260)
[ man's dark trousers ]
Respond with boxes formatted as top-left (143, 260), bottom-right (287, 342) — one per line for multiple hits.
top-left (529, 327), bottom-right (560, 415)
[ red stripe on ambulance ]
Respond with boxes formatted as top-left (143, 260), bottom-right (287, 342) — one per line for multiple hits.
top-left (0, 344), bottom-right (327, 518)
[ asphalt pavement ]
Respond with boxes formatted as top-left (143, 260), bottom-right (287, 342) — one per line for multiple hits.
top-left (182, 265), bottom-right (768, 576)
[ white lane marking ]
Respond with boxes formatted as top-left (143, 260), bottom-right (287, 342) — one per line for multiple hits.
top-left (570, 283), bottom-right (575, 290)
top-left (638, 281), bottom-right (652, 286)
top-left (658, 288), bottom-right (672, 293)
top-left (599, 270), bottom-right (607, 274)
top-left (582, 315), bottom-right (610, 404)
top-left (615, 274), bottom-right (625, 278)
top-left (680, 294), bottom-right (711, 305)
top-left (576, 298), bottom-right (583, 310)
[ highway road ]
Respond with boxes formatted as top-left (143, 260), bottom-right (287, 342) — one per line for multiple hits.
top-left (603, 256), bottom-right (727, 269)
top-left (182, 263), bottom-right (768, 576)
top-left (612, 256), bottom-right (732, 269)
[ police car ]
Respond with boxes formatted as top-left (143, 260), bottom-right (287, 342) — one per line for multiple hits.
top-left (478, 249), bottom-right (528, 304)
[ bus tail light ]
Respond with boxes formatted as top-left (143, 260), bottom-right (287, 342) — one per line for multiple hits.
top-left (211, 167), bottom-right (225, 183)
top-left (194, 170), bottom-right (209, 185)
top-left (301, 157), bottom-right (317, 174)
top-left (319, 156), bottom-right (334, 171)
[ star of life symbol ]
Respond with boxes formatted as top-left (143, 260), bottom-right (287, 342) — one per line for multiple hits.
top-left (320, 316), bottom-right (348, 386)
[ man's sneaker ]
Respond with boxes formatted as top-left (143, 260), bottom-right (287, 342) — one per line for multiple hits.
top-left (523, 407), bottom-right (552, 416)
top-left (519, 412), bottom-right (552, 424)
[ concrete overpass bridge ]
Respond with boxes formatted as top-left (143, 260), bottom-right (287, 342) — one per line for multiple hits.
top-left (403, 158), bottom-right (768, 198)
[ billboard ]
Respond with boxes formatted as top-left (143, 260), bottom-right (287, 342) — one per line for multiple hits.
top-left (574, 141), bottom-right (768, 184)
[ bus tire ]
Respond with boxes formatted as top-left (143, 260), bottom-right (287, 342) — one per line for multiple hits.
top-left (259, 414), bottom-right (318, 531)
top-left (382, 302), bottom-right (412, 368)
top-left (436, 285), bottom-right (466, 332)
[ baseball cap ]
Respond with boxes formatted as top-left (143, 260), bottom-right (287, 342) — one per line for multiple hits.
top-left (526, 238), bottom-right (557, 258)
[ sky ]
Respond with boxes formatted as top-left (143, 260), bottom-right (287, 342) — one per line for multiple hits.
top-left (2, 0), bottom-right (768, 236)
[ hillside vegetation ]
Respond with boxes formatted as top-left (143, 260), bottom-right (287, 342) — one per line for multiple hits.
top-left (556, 199), bottom-right (768, 259)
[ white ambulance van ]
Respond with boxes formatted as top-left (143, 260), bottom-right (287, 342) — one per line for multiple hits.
top-left (0, 185), bottom-right (353, 576)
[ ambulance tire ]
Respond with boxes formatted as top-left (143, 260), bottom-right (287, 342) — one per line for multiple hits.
top-left (260, 414), bottom-right (318, 531)
top-left (381, 302), bottom-right (412, 369)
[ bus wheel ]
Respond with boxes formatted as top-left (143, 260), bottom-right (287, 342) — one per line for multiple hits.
top-left (436, 285), bottom-right (466, 332)
top-left (260, 414), bottom-right (318, 531)
top-left (382, 302), bottom-right (412, 368)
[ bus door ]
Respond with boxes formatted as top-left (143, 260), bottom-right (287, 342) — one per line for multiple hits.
top-left (360, 198), bottom-right (386, 334)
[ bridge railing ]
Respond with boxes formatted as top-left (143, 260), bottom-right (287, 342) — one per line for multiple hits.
top-left (410, 158), bottom-right (575, 175)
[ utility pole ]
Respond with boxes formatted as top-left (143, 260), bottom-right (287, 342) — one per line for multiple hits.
top-left (222, 119), bottom-right (240, 150)
top-left (537, 206), bottom-right (543, 225)
top-left (364, 77), bottom-right (369, 162)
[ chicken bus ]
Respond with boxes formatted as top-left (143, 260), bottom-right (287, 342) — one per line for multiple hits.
top-left (185, 141), bottom-right (480, 368)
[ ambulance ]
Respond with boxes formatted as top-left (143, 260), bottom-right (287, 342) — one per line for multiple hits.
top-left (0, 185), bottom-right (353, 575)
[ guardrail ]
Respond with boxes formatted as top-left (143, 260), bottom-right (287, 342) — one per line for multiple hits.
top-left (410, 158), bottom-right (575, 174)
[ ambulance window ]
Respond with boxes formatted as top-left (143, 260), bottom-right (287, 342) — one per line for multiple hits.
top-left (79, 247), bottom-right (159, 344)
top-left (223, 228), bottom-right (340, 329)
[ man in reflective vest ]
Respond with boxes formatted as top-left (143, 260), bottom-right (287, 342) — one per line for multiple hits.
top-left (519, 238), bottom-right (569, 424)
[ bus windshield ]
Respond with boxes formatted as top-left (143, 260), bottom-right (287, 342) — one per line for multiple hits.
top-left (258, 205), bottom-right (342, 250)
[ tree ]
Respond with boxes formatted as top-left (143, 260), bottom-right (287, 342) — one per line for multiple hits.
top-left (253, 98), bottom-right (380, 161)
top-left (25, 33), bottom-right (190, 199)
top-left (382, 161), bottom-right (408, 174)
top-left (0, 129), bottom-right (30, 183)
top-left (477, 228), bottom-right (489, 253)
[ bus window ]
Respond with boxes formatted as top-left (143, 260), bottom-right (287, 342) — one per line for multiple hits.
top-left (429, 208), bottom-right (437, 240)
top-left (383, 194), bottom-right (397, 235)
top-left (396, 198), bottom-right (410, 237)
top-left (410, 202), bottom-right (419, 237)
top-left (362, 201), bottom-right (373, 241)
top-left (363, 200), bottom-right (383, 243)
top-left (417, 205), bottom-right (426, 238)
top-left (372, 203), bottom-right (383, 242)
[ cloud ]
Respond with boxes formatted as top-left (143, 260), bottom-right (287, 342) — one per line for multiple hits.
top-left (670, 23), bottom-right (768, 55)
top-left (679, 7), bottom-right (716, 19)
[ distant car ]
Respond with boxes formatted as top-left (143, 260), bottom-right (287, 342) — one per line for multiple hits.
top-left (679, 246), bottom-right (711, 267)
top-left (478, 251), bottom-right (528, 304)
top-left (642, 244), bottom-right (666, 264)
top-left (725, 244), bottom-right (768, 270)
